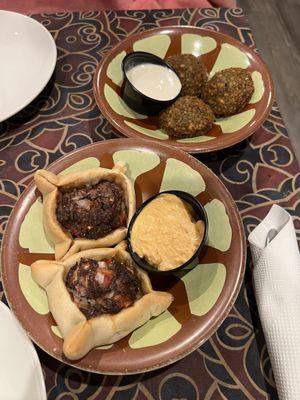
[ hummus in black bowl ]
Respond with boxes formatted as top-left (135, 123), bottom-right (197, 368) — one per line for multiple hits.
top-left (127, 190), bottom-right (208, 275)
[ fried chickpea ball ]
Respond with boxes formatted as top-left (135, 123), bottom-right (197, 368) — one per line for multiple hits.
top-left (202, 67), bottom-right (254, 117)
top-left (167, 54), bottom-right (208, 97)
top-left (158, 96), bottom-right (214, 138)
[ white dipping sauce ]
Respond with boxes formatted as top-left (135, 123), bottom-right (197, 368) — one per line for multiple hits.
top-left (126, 63), bottom-right (181, 101)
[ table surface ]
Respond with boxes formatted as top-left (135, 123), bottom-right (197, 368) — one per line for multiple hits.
top-left (239, 0), bottom-right (300, 161)
top-left (0, 8), bottom-right (299, 400)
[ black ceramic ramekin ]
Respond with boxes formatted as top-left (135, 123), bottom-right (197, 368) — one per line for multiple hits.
top-left (127, 190), bottom-right (208, 275)
top-left (121, 51), bottom-right (181, 115)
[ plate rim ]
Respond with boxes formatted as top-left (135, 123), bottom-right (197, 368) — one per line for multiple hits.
top-left (0, 301), bottom-right (47, 400)
top-left (1, 138), bottom-right (246, 374)
top-left (0, 10), bottom-right (57, 122)
top-left (93, 25), bottom-right (275, 153)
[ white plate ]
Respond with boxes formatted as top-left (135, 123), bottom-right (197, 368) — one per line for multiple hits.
top-left (0, 11), bottom-right (57, 122)
top-left (0, 301), bottom-right (47, 400)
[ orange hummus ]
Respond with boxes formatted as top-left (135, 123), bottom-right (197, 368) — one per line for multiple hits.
top-left (131, 194), bottom-right (205, 271)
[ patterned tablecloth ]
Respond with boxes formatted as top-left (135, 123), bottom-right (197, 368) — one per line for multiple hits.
top-left (0, 7), bottom-right (299, 400)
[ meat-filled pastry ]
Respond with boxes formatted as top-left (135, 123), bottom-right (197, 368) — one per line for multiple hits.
top-left (31, 242), bottom-right (173, 360)
top-left (34, 163), bottom-right (135, 260)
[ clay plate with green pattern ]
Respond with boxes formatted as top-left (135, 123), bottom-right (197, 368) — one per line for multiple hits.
top-left (93, 26), bottom-right (274, 153)
top-left (2, 139), bottom-right (246, 374)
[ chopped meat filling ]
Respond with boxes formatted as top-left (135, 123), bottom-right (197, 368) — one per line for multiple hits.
top-left (66, 257), bottom-right (142, 319)
top-left (56, 180), bottom-right (127, 239)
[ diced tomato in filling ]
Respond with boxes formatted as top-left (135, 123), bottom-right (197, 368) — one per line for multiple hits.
top-left (66, 257), bottom-right (142, 319)
top-left (114, 294), bottom-right (134, 309)
top-left (101, 268), bottom-right (114, 288)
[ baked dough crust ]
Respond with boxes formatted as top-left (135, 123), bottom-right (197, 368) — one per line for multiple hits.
top-left (31, 242), bottom-right (174, 360)
top-left (34, 163), bottom-right (135, 260)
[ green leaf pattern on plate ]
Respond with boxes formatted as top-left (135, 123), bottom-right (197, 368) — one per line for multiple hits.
top-left (160, 158), bottom-right (206, 196)
top-left (215, 109), bottom-right (255, 134)
top-left (129, 310), bottom-right (181, 349)
top-left (19, 263), bottom-right (49, 315)
top-left (249, 71), bottom-right (265, 104)
top-left (104, 84), bottom-right (147, 119)
top-left (182, 34), bottom-right (217, 56)
top-left (205, 199), bottom-right (232, 252)
top-left (178, 263), bottom-right (226, 316)
top-left (19, 198), bottom-right (53, 254)
top-left (209, 43), bottom-right (250, 77)
top-left (113, 149), bottom-right (160, 182)
top-left (107, 50), bottom-right (126, 86)
top-left (176, 135), bottom-right (214, 143)
top-left (51, 325), bottom-right (63, 338)
top-left (124, 121), bottom-right (168, 140)
top-left (133, 34), bottom-right (171, 58)
top-left (58, 157), bottom-right (100, 175)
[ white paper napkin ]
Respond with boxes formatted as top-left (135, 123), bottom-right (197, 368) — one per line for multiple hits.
top-left (249, 204), bottom-right (300, 400)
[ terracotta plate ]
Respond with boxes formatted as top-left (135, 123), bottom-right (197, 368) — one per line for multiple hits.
top-left (2, 139), bottom-right (246, 374)
top-left (93, 26), bottom-right (274, 153)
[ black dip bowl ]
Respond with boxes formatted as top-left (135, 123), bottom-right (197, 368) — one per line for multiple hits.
top-left (121, 51), bottom-right (181, 115)
top-left (127, 190), bottom-right (208, 275)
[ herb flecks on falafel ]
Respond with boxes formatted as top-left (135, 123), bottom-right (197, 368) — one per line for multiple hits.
top-left (158, 96), bottom-right (214, 138)
top-left (167, 54), bottom-right (207, 97)
top-left (202, 67), bottom-right (254, 117)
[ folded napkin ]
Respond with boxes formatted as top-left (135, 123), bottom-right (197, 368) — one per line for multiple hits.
top-left (249, 204), bottom-right (300, 400)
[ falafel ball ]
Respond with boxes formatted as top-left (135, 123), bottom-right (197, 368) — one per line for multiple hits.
top-left (158, 96), bottom-right (214, 138)
top-left (167, 54), bottom-right (207, 97)
top-left (202, 67), bottom-right (254, 117)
